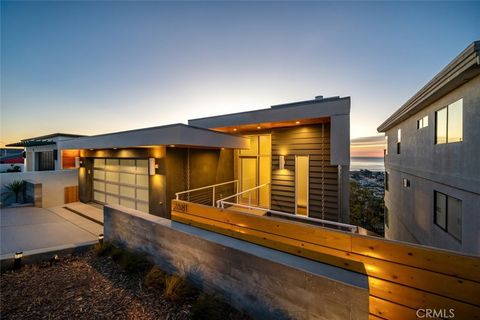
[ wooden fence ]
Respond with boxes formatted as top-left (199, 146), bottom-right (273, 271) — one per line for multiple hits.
top-left (171, 200), bottom-right (480, 320)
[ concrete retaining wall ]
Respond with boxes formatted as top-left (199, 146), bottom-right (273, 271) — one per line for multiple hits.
top-left (104, 205), bottom-right (369, 320)
top-left (0, 170), bottom-right (78, 207)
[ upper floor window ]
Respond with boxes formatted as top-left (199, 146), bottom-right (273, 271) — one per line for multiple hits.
top-left (384, 207), bottom-right (389, 228)
top-left (385, 136), bottom-right (388, 155)
top-left (385, 171), bottom-right (389, 191)
top-left (435, 99), bottom-right (463, 144)
top-left (417, 115), bottom-right (429, 129)
top-left (434, 191), bottom-right (462, 241)
top-left (396, 129), bottom-right (401, 154)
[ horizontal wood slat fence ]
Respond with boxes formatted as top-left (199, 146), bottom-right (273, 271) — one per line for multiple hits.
top-left (171, 200), bottom-right (480, 320)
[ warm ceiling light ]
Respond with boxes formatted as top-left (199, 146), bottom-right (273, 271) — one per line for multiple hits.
top-left (257, 126), bottom-right (261, 129)
top-left (113, 147), bottom-right (118, 150)
top-left (295, 121), bottom-right (300, 124)
top-left (169, 144), bottom-right (175, 147)
top-left (233, 128), bottom-right (237, 132)
top-left (89, 149), bottom-right (94, 151)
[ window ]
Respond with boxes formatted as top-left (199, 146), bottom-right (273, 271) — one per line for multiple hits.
top-left (417, 115), bottom-right (429, 129)
top-left (396, 129), bottom-right (401, 154)
top-left (384, 207), bottom-right (389, 228)
top-left (385, 136), bottom-right (388, 155)
top-left (385, 172), bottom-right (389, 191)
top-left (434, 191), bottom-right (462, 241)
top-left (402, 178), bottom-right (410, 188)
top-left (435, 99), bottom-right (463, 144)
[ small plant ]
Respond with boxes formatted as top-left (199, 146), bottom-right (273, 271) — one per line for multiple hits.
top-left (163, 274), bottom-right (197, 302)
top-left (144, 266), bottom-right (167, 291)
top-left (116, 248), bottom-right (151, 274)
top-left (1, 180), bottom-right (24, 203)
top-left (191, 293), bottom-right (232, 320)
top-left (94, 242), bottom-right (114, 257)
top-left (6, 165), bottom-right (21, 173)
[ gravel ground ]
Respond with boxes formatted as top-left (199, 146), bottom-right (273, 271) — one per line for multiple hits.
top-left (0, 250), bottom-right (245, 320)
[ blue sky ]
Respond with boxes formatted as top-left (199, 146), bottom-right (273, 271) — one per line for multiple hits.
top-left (1, 1), bottom-right (479, 147)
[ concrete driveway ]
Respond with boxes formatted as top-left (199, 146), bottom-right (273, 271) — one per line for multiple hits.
top-left (1, 204), bottom-right (103, 257)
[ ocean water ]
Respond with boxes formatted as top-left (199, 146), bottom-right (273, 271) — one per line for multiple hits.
top-left (350, 157), bottom-right (384, 171)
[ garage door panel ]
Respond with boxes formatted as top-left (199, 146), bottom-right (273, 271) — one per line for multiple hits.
top-left (106, 172), bottom-right (119, 182)
top-left (136, 201), bottom-right (149, 213)
top-left (106, 195), bottom-right (119, 204)
top-left (94, 191), bottom-right (106, 203)
top-left (120, 185), bottom-right (135, 198)
top-left (106, 183), bottom-right (119, 194)
top-left (120, 173), bottom-right (136, 185)
top-left (106, 159), bottom-right (119, 171)
top-left (93, 181), bottom-right (105, 192)
top-left (94, 170), bottom-right (105, 180)
top-left (137, 189), bottom-right (149, 201)
top-left (137, 175), bottom-right (148, 187)
top-left (120, 198), bottom-right (136, 209)
top-left (136, 160), bottom-right (148, 174)
top-left (94, 159), bottom-right (105, 168)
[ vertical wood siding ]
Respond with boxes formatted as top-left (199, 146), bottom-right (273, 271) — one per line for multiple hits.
top-left (271, 123), bottom-right (339, 221)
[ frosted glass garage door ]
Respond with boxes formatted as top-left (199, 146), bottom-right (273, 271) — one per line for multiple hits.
top-left (93, 159), bottom-right (149, 213)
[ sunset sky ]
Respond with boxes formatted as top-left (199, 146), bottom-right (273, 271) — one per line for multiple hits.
top-left (1, 2), bottom-right (479, 157)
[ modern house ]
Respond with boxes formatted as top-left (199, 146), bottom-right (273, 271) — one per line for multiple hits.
top-left (6, 133), bottom-right (85, 171)
top-left (59, 96), bottom-right (350, 222)
top-left (378, 41), bottom-right (480, 255)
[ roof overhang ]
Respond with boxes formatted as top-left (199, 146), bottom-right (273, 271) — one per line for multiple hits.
top-left (378, 41), bottom-right (480, 132)
top-left (6, 141), bottom-right (56, 147)
top-left (188, 96), bottom-right (350, 131)
top-left (58, 123), bottom-right (250, 150)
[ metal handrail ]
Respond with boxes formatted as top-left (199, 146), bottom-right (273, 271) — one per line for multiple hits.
top-left (216, 182), bottom-right (270, 209)
top-left (217, 201), bottom-right (358, 233)
top-left (175, 180), bottom-right (238, 206)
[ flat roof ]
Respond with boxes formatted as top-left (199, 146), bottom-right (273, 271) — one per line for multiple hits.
top-left (59, 123), bottom-right (249, 150)
top-left (378, 41), bottom-right (480, 132)
top-left (188, 96), bottom-right (350, 129)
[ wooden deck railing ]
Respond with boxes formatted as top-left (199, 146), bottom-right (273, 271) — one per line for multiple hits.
top-left (171, 199), bottom-right (480, 320)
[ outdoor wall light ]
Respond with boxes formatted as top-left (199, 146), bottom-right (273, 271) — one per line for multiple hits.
top-left (13, 251), bottom-right (22, 270)
top-left (98, 234), bottom-right (104, 246)
top-left (257, 126), bottom-right (261, 130)
top-left (279, 155), bottom-right (285, 170)
top-left (149, 158), bottom-right (159, 176)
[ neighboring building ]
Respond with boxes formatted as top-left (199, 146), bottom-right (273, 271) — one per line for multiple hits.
top-left (60, 96), bottom-right (351, 222)
top-left (378, 41), bottom-right (480, 255)
top-left (0, 148), bottom-right (23, 164)
top-left (6, 133), bottom-right (85, 171)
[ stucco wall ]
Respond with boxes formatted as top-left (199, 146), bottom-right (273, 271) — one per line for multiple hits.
top-left (104, 205), bottom-right (369, 320)
top-left (384, 74), bottom-right (480, 254)
top-left (0, 170), bottom-right (78, 207)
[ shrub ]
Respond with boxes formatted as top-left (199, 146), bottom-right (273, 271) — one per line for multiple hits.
top-left (95, 242), bottom-right (114, 257)
top-left (97, 243), bottom-right (151, 274)
top-left (115, 249), bottom-right (151, 274)
top-left (191, 293), bottom-right (231, 320)
top-left (163, 274), bottom-right (197, 302)
top-left (144, 266), bottom-right (167, 291)
top-left (1, 180), bottom-right (24, 203)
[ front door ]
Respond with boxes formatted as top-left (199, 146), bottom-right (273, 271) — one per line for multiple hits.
top-left (240, 157), bottom-right (258, 205)
top-left (295, 155), bottom-right (309, 216)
